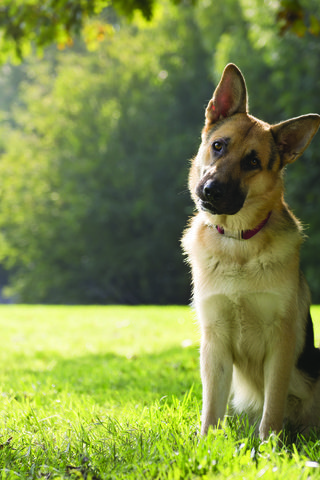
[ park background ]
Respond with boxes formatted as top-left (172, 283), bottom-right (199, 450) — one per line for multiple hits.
top-left (1, 2), bottom-right (320, 478)
top-left (0, 0), bottom-right (319, 305)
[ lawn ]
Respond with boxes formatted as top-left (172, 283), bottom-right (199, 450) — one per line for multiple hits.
top-left (0, 305), bottom-right (320, 479)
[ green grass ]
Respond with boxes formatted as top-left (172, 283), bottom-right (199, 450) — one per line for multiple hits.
top-left (0, 305), bottom-right (320, 479)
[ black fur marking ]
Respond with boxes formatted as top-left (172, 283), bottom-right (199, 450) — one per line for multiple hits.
top-left (267, 140), bottom-right (278, 170)
top-left (297, 310), bottom-right (320, 380)
top-left (240, 150), bottom-right (262, 172)
top-left (270, 129), bottom-right (285, 169)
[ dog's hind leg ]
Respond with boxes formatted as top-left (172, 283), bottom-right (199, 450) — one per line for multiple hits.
top-left (302, 379), bottom-right (320, 435)
top-left (200, 326), bottom-right (233, 435)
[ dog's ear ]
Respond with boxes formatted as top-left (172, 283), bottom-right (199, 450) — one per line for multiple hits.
top-left (205, 63), bottom-right (248, 126)
top-left (271, 114), bottom-right (320, 165)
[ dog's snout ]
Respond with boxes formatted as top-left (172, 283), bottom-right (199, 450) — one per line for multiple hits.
top-left (197, 176), bottom-right (246, 215)
top-left (203, 180), bottom-right (224, 201)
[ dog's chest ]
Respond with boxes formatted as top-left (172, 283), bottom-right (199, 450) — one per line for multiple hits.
top-left (188, 219), bottom-right (299, 360)
top-left (204, 250), bottom-right (283, 296)
top-left (229, 291), bottom-right (281, 364)
top-left (199, 253), bottom-right (288, 363)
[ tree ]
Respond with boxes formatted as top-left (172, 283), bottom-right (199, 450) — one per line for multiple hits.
top-left (0, 0), bottom-right (319, 63)
top-left (0, 0), bottom-right (196, 62)
top-left (277, 0), bottom-right (320, 37)
top-left (1, 0), bottom-right (320, 304)
top-left (0, 4), bottom-right (210, 304)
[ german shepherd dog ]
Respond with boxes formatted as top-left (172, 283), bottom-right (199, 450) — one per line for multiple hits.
top-left (182, 63), bottom-right (320, 439)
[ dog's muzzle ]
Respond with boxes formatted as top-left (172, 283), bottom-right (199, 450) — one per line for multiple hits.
top-left (196, 178), bottom-right (246, 215)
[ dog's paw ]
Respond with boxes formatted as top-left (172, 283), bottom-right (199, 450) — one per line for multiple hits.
top-left (259, 420), bottom-right (282, 441)
top-left (200, 422), bottom-right (211, 436)
top-left (259, 424), bottom-right (272, 441)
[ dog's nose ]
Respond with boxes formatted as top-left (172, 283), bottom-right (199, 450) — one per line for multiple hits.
top-left (203, 180), bottom-right (224, 201)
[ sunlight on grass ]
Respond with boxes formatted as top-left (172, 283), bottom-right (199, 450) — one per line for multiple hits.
top-left (0, 305), bottom-right (319, 479)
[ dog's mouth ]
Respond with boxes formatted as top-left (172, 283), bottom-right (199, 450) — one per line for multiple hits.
top-left (198, 199), bottom-right (243, 216)
top-left (196, 178), bottom-right (246, 216)
top-left (198, 200), bottom-right (220, 215)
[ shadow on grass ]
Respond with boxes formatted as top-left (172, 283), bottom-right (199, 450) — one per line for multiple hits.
top-left (7, 346), bottom-right (201, 407)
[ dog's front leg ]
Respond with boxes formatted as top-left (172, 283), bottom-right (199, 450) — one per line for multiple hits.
top-left (200, 326), bottom-right (233, 435)
top-left (259, 324), bottom-right (296, 440)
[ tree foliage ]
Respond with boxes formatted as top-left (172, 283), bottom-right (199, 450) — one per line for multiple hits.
top-left (277, 0), bottom-right (320, 37)
top-left (0, 4), bottom-right (209, 304)
top-left (0, 0), bottom-right (319, 64)
top-left (0, 0), bottom-right (320, 304)
top-left (0, 0), bottom-right (196, 62)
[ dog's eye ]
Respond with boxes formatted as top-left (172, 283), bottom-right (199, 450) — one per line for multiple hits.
top-left (241, 150), bottom-right (262, 171)
top-left (212, 141), bottom-right (223, 152)
top-left (248, 157), bottom-right (261, 169)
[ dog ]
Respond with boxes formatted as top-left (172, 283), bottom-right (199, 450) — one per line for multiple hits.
top-left (182, 63), bottom-right (320, 440)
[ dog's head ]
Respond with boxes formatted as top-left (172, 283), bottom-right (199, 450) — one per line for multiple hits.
top-left (190, 64), bottom-right (320, 226)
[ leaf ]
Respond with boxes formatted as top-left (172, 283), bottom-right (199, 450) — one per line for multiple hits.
top-left (291, 18), bottom-right (307, 37)
top-left (309, 15), bottom-right (320, 36)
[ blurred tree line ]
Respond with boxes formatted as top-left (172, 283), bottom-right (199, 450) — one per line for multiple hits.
top-left (0, 0), bottom-right (319, 304)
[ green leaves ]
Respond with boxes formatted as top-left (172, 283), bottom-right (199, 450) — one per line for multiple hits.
top-left (0, 0), bottom-right (199, 63)
top-left (277, 0), bottom-right (320, 37)
top-left (0, 5), bottom-right (209, 304)
top-left (1, 0), bottom-right (320, 303)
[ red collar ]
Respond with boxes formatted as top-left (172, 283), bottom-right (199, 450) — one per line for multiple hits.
top-left (215, 212), bottom-right (272, 240)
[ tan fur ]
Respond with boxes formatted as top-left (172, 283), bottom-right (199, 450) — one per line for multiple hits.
top-left (182, 64), bottom-right (320, 439)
